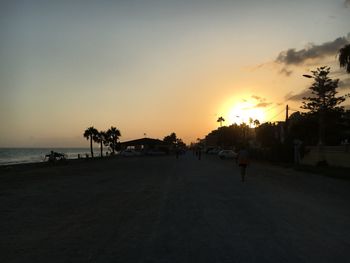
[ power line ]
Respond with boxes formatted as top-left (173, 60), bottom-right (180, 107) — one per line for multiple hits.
top-left (266, 108), bottom-right (285, 122)
top-left (264, 102), bottom-right (284, 113)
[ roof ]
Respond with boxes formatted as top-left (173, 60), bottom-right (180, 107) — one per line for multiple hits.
top-left (120, 138), bottom-right (165, 146)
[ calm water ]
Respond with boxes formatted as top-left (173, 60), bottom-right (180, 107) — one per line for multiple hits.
top-left (0, 148), bottom-right (98, 165)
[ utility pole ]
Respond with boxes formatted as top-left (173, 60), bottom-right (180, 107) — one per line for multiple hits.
top-left (283, 104), bottom-right (289, 142)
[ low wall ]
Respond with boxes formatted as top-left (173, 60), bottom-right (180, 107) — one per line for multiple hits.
top-left (301, 145), bottom-right (350, 167)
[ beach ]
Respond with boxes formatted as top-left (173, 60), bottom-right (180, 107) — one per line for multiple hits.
top-left (1, 153), bottom-right (350, 262)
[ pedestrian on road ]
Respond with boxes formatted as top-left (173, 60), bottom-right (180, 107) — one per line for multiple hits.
top-left (197, 147), bottom-right (202, 160)
top-left (237, 146), bottom-right (249, 182)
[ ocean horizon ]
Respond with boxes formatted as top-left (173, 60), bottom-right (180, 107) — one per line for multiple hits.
top-left (0, 147), bottom-right (101, 166)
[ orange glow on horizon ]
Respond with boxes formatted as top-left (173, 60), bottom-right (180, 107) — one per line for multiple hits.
top-left (221, 100), bottom-right (266, 127)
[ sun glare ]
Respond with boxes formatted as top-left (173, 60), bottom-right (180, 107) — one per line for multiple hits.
top-left (227, 101), bottom-right (265, 126)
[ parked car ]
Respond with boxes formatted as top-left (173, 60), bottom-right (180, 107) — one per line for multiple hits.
top-left (146, 150), bottom-right (166, 156)
top-left (218, 150), bottom-right (237, 160)
top-left (207, 148), bottom-right (221, 155)
top-left (120, 149), bottom-right (141, 157)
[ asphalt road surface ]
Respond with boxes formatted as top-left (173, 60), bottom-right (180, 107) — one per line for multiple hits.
top-left (1, 153), bottom-right (350, 262)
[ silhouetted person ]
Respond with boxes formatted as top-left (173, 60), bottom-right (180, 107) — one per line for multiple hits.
top-left (197, 148), bottom-right (201, 160)
top-left (237, 147), bottom-right (249, 182)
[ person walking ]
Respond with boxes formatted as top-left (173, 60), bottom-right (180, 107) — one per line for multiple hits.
top-left (237, 146), bottom-right (249, 182)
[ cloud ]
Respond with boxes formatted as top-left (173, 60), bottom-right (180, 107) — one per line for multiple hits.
top-left (284, 90), bottom-right (312, 101)
top-left (285, 77), bottom-right (350, 102)
top-left (339, 78), bottom-right (350, 89)
top-left (345, 0), bottom-right (350, 8)
top-left (244, 95), bottom-right (273, 108)
top-left (279, 67), bottom-right (293, 76)
top-left (255, 102), bottom-right (273, 108)
top-left (251, 95), bottom-right (262, 101)
top-left (276, 34), bottom-right (350, 66)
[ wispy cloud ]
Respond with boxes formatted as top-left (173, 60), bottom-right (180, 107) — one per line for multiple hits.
top-left (276, 35), bottom-right (349, 66)
top-left (243, 95), bottom-right (273, 109)
top-left (284, 90), bottom-right (311, 102)
top-left (279, 68), bottom-right (293, 76)
top-left (284, 77), bottom-right (350, 102)
top-left (339, 78), bottom-right (350, 89)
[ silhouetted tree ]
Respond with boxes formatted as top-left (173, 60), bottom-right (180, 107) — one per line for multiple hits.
top-left (95, 131), bottom-right (107, 157)
top-left (339, 44), bottom-right (350, 73)
top-left (287, 112), bottom-right (318, 145)
top-left (163, 132), bottom-right (177, 145)
top-left (84, 126), bottom-right (98, 158)
top-left (253, 119), bottom-right (260, 127)
top-left (106, 126), bottom-right (121, 154)
top-left (301, 67), bottom-right (344, 113)
top-left (302, 67), bottom-right (345, 144)
top-left (255, 123), bottom-right (277, 147)
top-left (217, 116), bottom-right (225, 127)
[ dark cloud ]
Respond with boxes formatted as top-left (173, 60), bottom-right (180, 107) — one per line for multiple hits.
top-left (276, 35), bottom-right (350, 65)
top-left (251, 95), bottom-right (262, 101)
top-left (285, 78), bottom-right (350, 102)
top-left (279, 67), bottom-right (293, 76)
top-left (284, 90), bottom-right (312, 101)
top-left (255, 102), bottom-right (273, 108)
top-left (345, 0), bottom-right (350, 8)
top-left (243, 95), bottom-right (273, 108)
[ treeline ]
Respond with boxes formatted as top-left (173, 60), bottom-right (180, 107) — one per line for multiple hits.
top-left (203, 65), bottom-right (350, 163)
top-left (83, 126), bottom-right (121, 158)
top-left (83, 128), bottom-right (186, 158)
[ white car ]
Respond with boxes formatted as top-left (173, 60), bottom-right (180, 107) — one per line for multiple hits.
top-left (120, 149), bottom-right (141, 157)
top-left (218, 150), bottom-right (237, 160)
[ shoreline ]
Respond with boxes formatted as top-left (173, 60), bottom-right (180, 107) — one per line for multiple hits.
top-left (0, 156), bottom-right (116, 171)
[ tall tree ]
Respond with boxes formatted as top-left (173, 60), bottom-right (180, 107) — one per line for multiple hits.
top-left (301, 67), bottom-right (344, 113)
top-left (253, 119), bottom-right (260, 127)
top-left (95, 131), bottom-right (107, 157)
top-left (217, 116), bottom-right (225, 127)
top-left (301, 66), bottom-right (345, 144)
top-left (106, 126), bottom-right (121, 154)
top-left (163, 132), bottom-right (177, 145)
top-left (83, 126), bottom-right (98, 158)
top-left (339, 44), bottom-right (350, 73)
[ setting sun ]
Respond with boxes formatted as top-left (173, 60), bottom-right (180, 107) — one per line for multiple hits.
top-left (227, 102), bottom-right (266, 126)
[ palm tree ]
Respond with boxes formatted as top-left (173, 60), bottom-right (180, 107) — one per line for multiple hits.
top-left (95, 131), bottom-right (107, 157)
top-left (339, 44), bottom-right (350, 73)
top-left (253, 119), bottom-right (260, 127)
top-left (106, 126), bottom-right (121, 154)
top-left (83, 126), bottom-right (98, 158)
top-left (217, 116), bottom-right (225, 127)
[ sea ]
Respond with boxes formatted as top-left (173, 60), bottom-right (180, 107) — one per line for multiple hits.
top-left (0, 148), bottom-right (98, 166)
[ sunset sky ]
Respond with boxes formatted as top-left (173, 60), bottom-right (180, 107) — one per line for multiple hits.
top-left (1, 0), bottom-right (350, 147)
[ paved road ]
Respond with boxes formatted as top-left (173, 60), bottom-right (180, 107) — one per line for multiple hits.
top-left (1, 153), bottom-right (350, 262)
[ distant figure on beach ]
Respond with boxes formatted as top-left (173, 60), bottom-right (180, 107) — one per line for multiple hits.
top-left (237, 146), bottom-right (249, 182)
